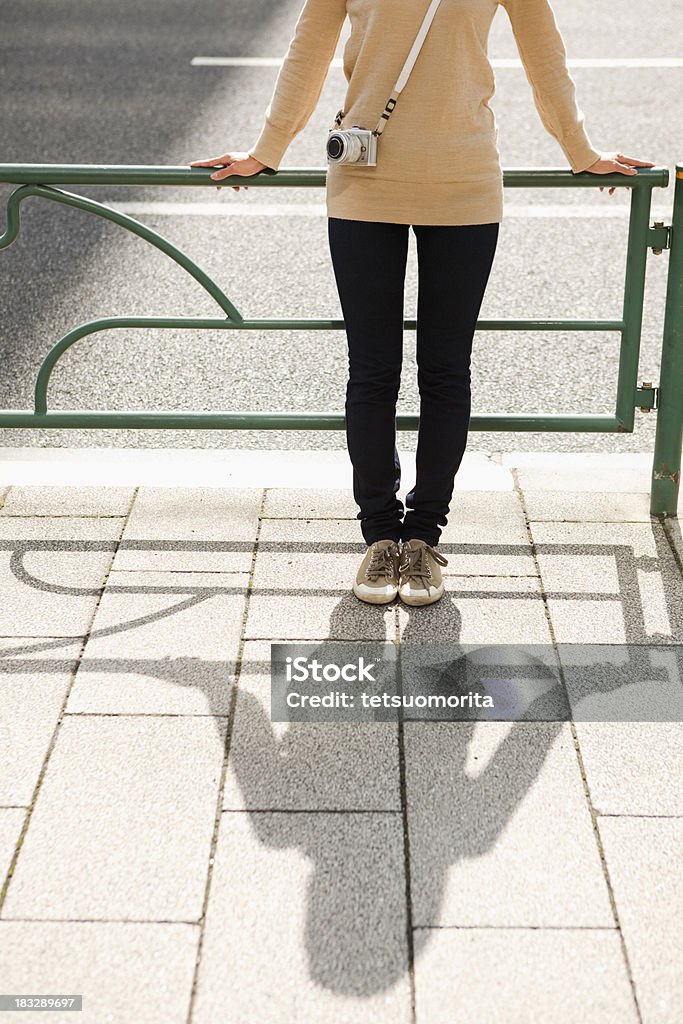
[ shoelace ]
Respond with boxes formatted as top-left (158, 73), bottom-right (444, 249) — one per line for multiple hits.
top-left (399, 543), bottom-right (448, 588)
top-left (365, 543), bottom-right (399, 581)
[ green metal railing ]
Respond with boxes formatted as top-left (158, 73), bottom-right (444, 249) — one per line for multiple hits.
top-left (0, 162), bottom-right (681, 514)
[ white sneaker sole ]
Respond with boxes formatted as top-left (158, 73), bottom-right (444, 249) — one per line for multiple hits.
top-left (353, 582), bottom-right (398, 605)
top-left (398, 582), bottom-right (445, 607)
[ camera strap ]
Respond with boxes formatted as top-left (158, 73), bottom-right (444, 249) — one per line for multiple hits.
top-left (331, 0), bottom-right (444, 135)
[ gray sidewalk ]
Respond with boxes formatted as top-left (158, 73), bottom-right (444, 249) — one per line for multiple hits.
top-left (0, 447), bottom-right (681, 1024)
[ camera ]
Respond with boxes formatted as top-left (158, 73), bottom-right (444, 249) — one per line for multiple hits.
top-left (326, 126), bottom-right (378, 166)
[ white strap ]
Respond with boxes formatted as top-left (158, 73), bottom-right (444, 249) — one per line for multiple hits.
top-left (331, 0), bottom-right (444, 136)
top-left (393, 0), bottom-right (444, 96)
top-left (373, 0), bottom-right (444, 136)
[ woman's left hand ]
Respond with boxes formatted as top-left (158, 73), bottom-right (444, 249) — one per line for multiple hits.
top-left (583, 151), bottom-right (656, 196)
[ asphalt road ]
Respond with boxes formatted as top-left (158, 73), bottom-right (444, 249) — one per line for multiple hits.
top-left (0, 0), bottom-right (680, 452)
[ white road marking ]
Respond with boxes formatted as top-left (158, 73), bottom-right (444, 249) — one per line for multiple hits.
top-left (106, 202), bottom-right (671, 219)
top-left (192, 56), bottom-right (683, 68)
top-left (110, 201), bottom-right (328, 217)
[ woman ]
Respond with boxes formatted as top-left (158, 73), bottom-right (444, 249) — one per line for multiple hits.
top-left (191, 0), bottom-right (653, 608)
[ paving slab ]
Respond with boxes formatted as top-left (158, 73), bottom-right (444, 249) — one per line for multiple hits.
top-left (111, 486), bottom-right (261, 573)
top-left (439, 491), bottom-right (537, 576)
top-left (443, 490), bottom-right (528, 530)
top-left (262, 487), bottom-right (526, 532)
top-left (258, 501), bottom-right (537, 577)
top-left (531, 520), bottom-right (672, 563)
top-left (0, 638), bottom-right (81, 806)
top-left (0, 517), bottom-right (123, 636)
top-left (193, 811), bottom-right (411, 1023)
top-left (530, 522), bottom-right (683, 644)
top-left (405, 721), bottom-right (613, 927)
top-left (0, 921), bottom-right (198, 1024)
top-left (503, 453), bottom-right (652, 473)
top-left (516, 467), bottom-right (652, 494)
top-left (263, 487), bottom-right (359, 519)
top-left (2, 716), bottom-right (226, 921)
top-left (67, 571), bottom-right (245, 716)
top-left (398, 576), bottom-right (552, 644)
top-left (599, 817), bottom-right (683, 1024)
top-left (253, 518), bottom-right (366, 589)
top-left (245, 591), bottom-right (396, 641)
top-left (573, 722), bottom-right (683, 816)
top-left (561, 643), bottom-right (683, 814)
top-left (413, 928), bottom-right (637, 1024)
top-left (247, 521), bottom-right (395, 639)
top-left (0, 809), bottom-right (24, 882)
top-left (523, 491), bottom-right (653, 522)
top-left (223, 640), bottom-right (400, 811)
top-left (258, 516), bottom-right (364, 545)
top-left (0, 485), bottom-right (135, 517)
top-left (532, 553), bottom-right (625, 595)
top-left (441, 548), bottom-right (538, 578)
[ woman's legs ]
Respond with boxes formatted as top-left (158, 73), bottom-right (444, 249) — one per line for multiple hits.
top-left (327, 217), bottom-right (410, 544)
top-left (402, 221), bottom-right (500, 546)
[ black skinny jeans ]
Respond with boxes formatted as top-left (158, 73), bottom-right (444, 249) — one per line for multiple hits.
top-left (328, 216), bottom-right (500, 548)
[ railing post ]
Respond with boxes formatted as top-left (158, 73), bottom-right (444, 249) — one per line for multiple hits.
top-left (650, 162), bottom-right (683, 516)
top-left (615, 180), bottom-right (653, 431)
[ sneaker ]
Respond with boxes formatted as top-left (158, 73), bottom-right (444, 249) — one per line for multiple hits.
top-left (398, 539), bottom-right (449, 606)
top-left (353, 539), bottom-right (401, 604)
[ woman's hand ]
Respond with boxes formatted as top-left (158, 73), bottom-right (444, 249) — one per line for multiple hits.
top-left (189, 151), bottom-right (268, 192)
top-left (582, 151), bottom-right (656, 196)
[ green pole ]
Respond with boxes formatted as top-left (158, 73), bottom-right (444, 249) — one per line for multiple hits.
top-left (650, 164), bottom-right (683, 516)
top-left (614, 182), bottom-right (653, 430)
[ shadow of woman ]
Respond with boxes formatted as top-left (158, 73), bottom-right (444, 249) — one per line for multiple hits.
top-left (226, 590), bottom-right (566, 997)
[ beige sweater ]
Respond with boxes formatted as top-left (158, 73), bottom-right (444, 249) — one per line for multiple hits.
top-left (248, 0), bottom-right (602, 225)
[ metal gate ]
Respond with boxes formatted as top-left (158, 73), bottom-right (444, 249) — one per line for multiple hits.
top-left (0, 161), bottom-right (681, 514)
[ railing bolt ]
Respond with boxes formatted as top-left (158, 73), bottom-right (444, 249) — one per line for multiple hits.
top-left (652, 221), bottom-right (664, 255)
top-left (640, 380), bottom-right (653, 413)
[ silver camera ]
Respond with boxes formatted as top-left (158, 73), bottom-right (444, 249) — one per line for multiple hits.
top-left (326, 126), bottom-right (378, 166)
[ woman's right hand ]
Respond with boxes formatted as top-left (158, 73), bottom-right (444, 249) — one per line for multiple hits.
top-left (189, 151), bottom-right (268, 191)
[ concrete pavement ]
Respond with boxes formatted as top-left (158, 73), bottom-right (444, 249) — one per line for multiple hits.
top-left (0, 447), bottom-right (681, 1023)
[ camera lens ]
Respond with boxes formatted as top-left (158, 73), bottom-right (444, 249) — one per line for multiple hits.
top-left (327, 134), bottom-right (346, 161)
top-left (327, 130), bottom-right (366, 164)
